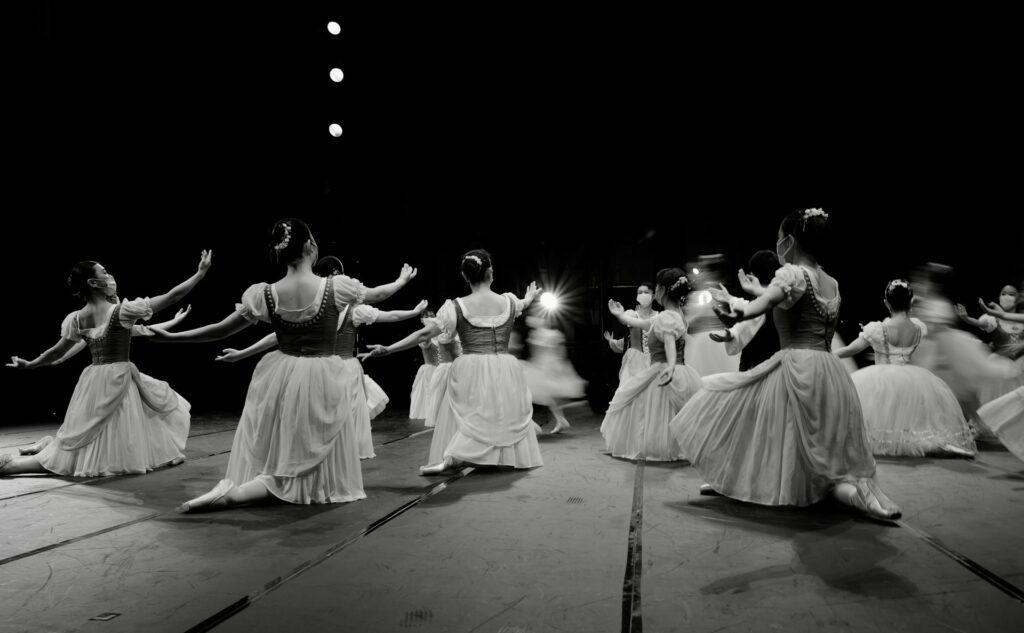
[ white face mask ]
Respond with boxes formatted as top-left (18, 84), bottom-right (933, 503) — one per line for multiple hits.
top-left (90, 278), bottom-right (117, 297)
top-left (776, 235), bottom-right (794, 263)
top-left (1000, 294), bottom-right (1018, 311)
top-left (636, 294), bottom-right (653, 308)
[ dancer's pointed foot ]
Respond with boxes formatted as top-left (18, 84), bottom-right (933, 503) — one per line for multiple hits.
top-left (837, 479), bottom-right (902, 521)
top-left (550, 418), bottom-right (570, 434)
top-left (19, 435), bottom-right (53, 456)
top-left (940, 444), bottom-right (975, 459)
top-left (698, 483), bottom-right (722, 497)
top-left (532, 422), bottom-right (543, 435)
top-left (419, 456), bottom-right (461, 476)
top-left (176, 479), bottom-right (236, 513)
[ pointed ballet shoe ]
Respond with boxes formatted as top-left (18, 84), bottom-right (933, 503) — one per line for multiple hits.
top-left (549, 418), bottom-right (570, 434)
top-left (19, 435), bottom-right (53, 456)
top-left (699, 483), bottom-right (722, 497)
top-left (176, 478), bottom-right (236, 513)
top-left (940, 444), bottom-right (975, 459)
top-left (853, 479), bottom-right (902, 521)
top-left (419, 456), bottom-right (459, 476)
top-left (532, 422), bottom-right (543, 435)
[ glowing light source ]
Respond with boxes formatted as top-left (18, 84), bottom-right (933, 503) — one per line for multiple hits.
top-left (327, 21), bottom-right (341, 35)
top-left (540, 292), bottom-right (559, 311)
top-left (330, 68), bottom-right (344, 82)
top-left (329, 123), bottom-right (343, 137)
top-left (697, 290), bottom-right (713, 305)
top-left (692, 268), bottom-right (700, 275)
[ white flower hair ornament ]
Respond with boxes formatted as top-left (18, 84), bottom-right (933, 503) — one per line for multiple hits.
top-left (273, 223), bottom-right (292, 252)
top-left (888, 279), bottom-right (910, 289)
top-left (802, 208), bottom-right (828, 220)
top-left (463, 255), bottom-right (483, 266)
top-left (670, 276), bottom-right (689, 291)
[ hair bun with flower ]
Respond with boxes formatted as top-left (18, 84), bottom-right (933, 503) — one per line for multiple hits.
top-left (274, 222), bottom-right (292, 252)
top-left (463, 254), bottom-right (483, 266)
top-left (670, 275), bottom-right (690, 292)
top-left (802, 208), bottom-right (828, 220)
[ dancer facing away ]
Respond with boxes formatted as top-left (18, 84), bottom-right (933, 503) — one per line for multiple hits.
top-left (214, 255), bottom-right (424, 460)
top-left (834, 280), bottom-right (976, 457)
top-left (601, 268), bottom-right (703, 461)
top-left (149, 219), bottom-right (416, 511)
top-left (604, 281), bottom-right (658, 383)
top-left (364, 249), bottom-right (543, 475)
top-left (2, 252), bottom-right (211, 476)
top-left (409, 309), bottom-right (441, 420)
top-left (670, 209), bottom-right (902, 521)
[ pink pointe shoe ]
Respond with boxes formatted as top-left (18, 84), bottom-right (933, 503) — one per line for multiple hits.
top-left (176, 479), bottom-right (237, 513)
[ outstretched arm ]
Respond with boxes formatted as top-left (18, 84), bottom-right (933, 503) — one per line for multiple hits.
top-left (954, 304), bottom-right (985, 329)
top-left (148, 311), bottom-right (252, 344)
top-left (371, 300), bottom-right (429, 323)
top-left (714, 285), bottom-right (786, 326)
top-left (52, 340), bottom-right (88, 365)
top-left (148, 251), bottom-right (213, 314)
top-left (364, 322), bottom-right (443, 359)
top-left (834, 336), bottom-right (870, 359)
top-left (604, 331), bottom-right (625, 353)
top-left (7, 337), bottom-right (80, 369)
top-left (216, 332), bottom-right (279, 362)
top-left (608, 300), bottom-right (652, 330)
top-left (979, 299), bottom-right (1024, 323)
top-left (363, 264), bottom-right (417, 304)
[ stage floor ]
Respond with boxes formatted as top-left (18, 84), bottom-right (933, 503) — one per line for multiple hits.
top-left (2, 409), bottom-right (1022, 633)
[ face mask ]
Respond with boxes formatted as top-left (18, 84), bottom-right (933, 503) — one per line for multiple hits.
top-left (776, 235), bottom-right (793, 262)
top-left (91, 278), bottom-right (117, 297)
top-left (636, 294), bottom-right (653, 308)
top-left (1000, 295), bottom-right (1018, 310)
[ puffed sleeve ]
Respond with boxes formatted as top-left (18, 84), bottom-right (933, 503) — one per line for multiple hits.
top-left (650, 311), bottom-right (687, 341)
top-left (503, 292), bottom-right (527, 318)
top-left (118, 297), bottom-right (154, 326)
top-left (235, 283), bottom-right (270, 324)
top-left (427, 299), bottom-right (458, 339)
top-left (977, 314), bottom-right (999, 333)
top-left (910, 317), bottom-right (929, 337)
top-left (353, 304), bottom-right (381, 326)
top-left (858, 321), bottom-right (884, 348)
top-left (332, 274), bottom-right (367, 309)
top-left (60, 312), bottom-right (81, 342)
top-left (769, 264), bottom-right (808, 310)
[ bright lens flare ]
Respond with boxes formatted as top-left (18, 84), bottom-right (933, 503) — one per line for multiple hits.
top-left (540, 292), bottom-right (559, 311)
top-left (697, 290), bottom-right (713, 305)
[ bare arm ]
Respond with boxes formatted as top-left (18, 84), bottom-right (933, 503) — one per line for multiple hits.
top-left (714, 285), bottom-right (786, 326)
top-left (363, 264), bottom-right (417, 304)
top-left (216, 332), bottom-right (279, 362)
top-left (604, 331), bottom-right (625, 353)
top-left (52, 340), bottom-right (88, 365)
top-left (148, 251), bottom-right (213, 314)
top-left (7, 337), bottom-right (80, 369)
top-left (954, 304), bottom-right (984, 329)
top-left (834, 336), bottom-right (870, 359)
top-left (979, 299), bottom-right (1024, 323)
top-left (371, 300), bottom-right (429, 323)
top-left (148, 311), bottom-right (252, 344)
top-left (608, 300), bottom-right (652, 330)
top-left (364, 322), bottom-right (443, 359)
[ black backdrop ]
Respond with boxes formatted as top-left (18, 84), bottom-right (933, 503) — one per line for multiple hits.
top-left (3, 4), bottom-right (1021, 424)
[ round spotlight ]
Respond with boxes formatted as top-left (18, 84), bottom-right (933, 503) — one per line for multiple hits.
top-left (329, 123), bottom-right (343, 137)
top-left (692, 268), bottom-right (700, 275)
top-left (327, 21), bottom-right (341, 35)
top-left (540, 292), bottom-right (559, 311)
top-left (697, 290), bottom-right (713, 305)
top-left (330, 68), bottom-right (345, 82)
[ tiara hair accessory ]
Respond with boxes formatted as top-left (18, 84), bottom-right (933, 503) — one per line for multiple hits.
top-left (273, 222), bottom-right (293, 252)
top-left (463, 255), bottom-right (483, 265)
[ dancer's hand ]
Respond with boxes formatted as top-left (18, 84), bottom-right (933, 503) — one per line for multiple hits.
top-left (954, 303), bottom-right (969, 319)
top-left (175, 305), bottom-right (193, 321)
top-left (197, 250), bottom-right (213, 275)
top-left (398, 264), bottom-right (417, 284)
top-left (363, 344), bottom-right (391, 360)
top-left (603, 331), bottom-right (615, 342)
top-left (713, 303), bottom-right (744, 327)
top-left (6, 356), bottom-right (29, 369)
top-left (524, 281), bottom-right (541, 305)
top-left (978, 298), bottom-right (1005, 317)
top-left (413, 299), bottom-right (428, 313)
top-left (607, 299), bottom-right (625, 316)
top-left (709, 283), bottom-right (733, 305)
top-left (657, 365), bottom-right (675, 386)
top-left (709, 330), bottom-right (733, 343)
top-left (215, 349), bottom-right (244, 363)
top-left (737, 269), bottom-right (762, 296)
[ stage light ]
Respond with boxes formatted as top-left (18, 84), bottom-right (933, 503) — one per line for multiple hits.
top-left (330, 68), bottom-right (344, 82)
top-left (697, 290), bottom-right (713, 305)
top-left (692, 268), bottom-right (700, 275)
top-left (329, 123), bottom-right (343, 137)
top-left (327, 21), bottom-right (341, 35)
top-left (540, 292), bottom-right (559, 311)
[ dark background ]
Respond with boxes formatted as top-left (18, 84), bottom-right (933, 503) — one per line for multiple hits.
top-left (3, 4), bottom-right (1021, 424)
